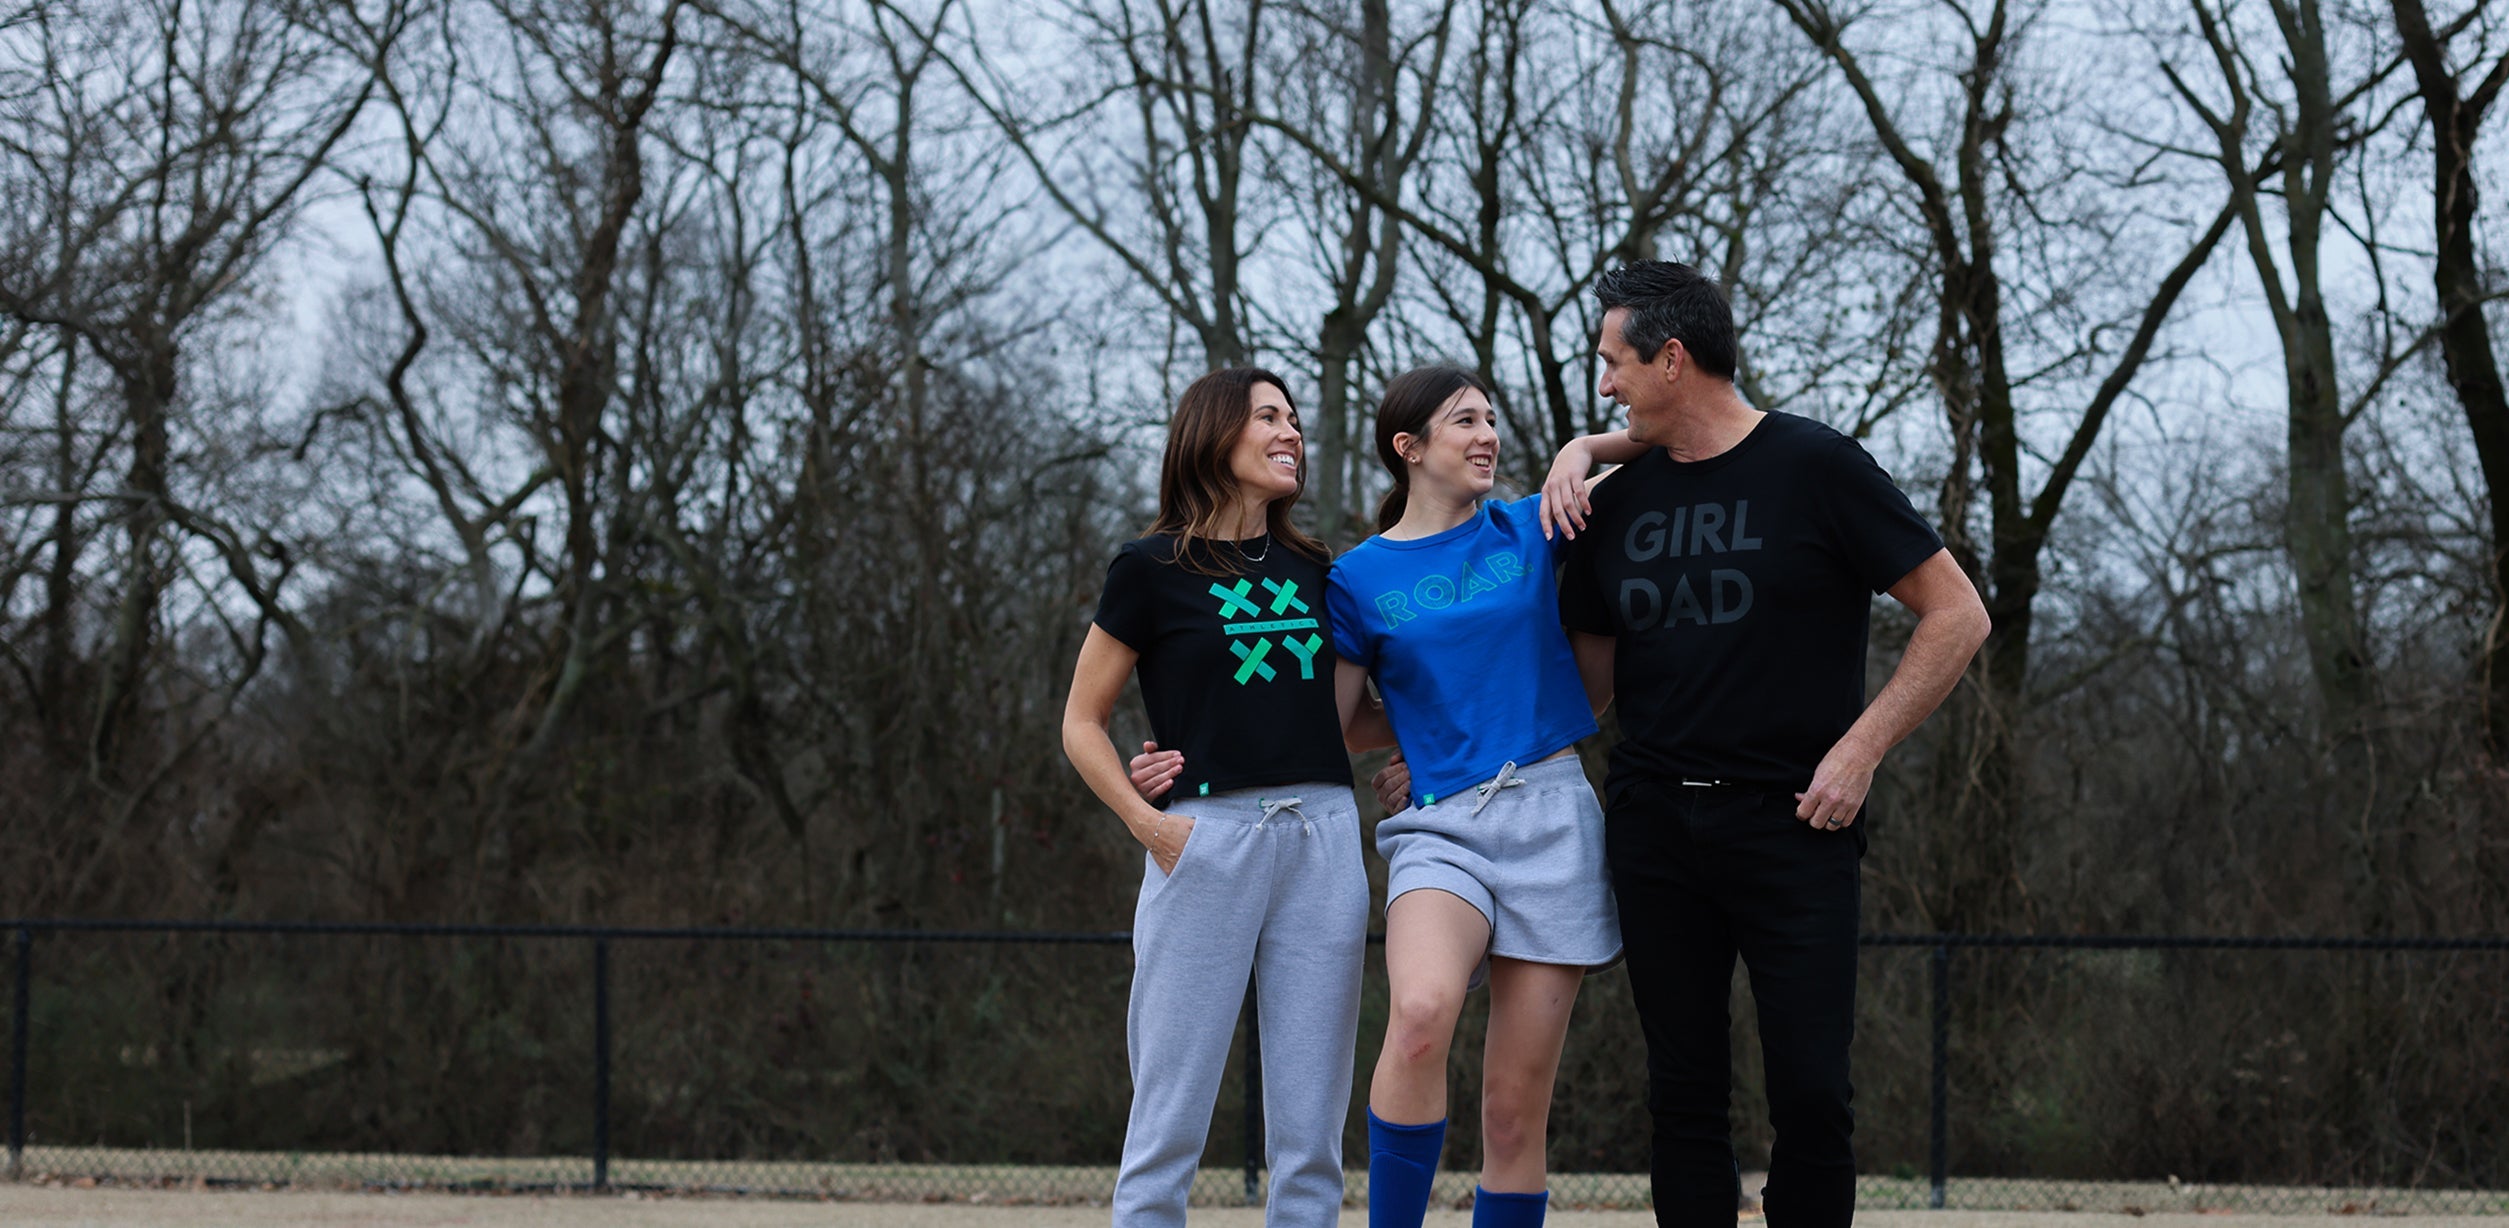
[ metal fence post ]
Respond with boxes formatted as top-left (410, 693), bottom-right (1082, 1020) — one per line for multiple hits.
top-left (1242, 978), bottom-right (1263, 1205)
top-left (1928, 943), bottom-right (1950, 1210)
top-left (593, 937), bottom-right (612, 1192)
top-left (8, 927), bottom-right (28, 1182)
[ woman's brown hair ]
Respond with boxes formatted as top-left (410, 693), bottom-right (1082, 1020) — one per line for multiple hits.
top-left (1147, 367), bottom-right (1332, 574)
top-left (1373, 365), bottom-right (1495, 532)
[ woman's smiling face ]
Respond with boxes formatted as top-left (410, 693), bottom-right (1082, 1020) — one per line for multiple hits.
top-left (1228, 381), bottom-right (1304, 505)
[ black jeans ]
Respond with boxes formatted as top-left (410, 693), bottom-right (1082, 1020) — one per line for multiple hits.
top-left (1605, 777), bottom-right (1862, 1228)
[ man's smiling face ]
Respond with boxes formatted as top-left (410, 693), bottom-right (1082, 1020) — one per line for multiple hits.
top-left (1596, 306), bottom-right (1676, 444)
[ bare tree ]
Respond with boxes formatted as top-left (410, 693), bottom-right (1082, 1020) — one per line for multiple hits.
top-left (1256, 0), bottom-right (1452, 532)
top-left (1775, 0), bottom-right (2240, 928)
top-left (1254, 0), bottom-right (1820, 456)
top-left (0, 323), bottom-right (97, 760)
top-left (2389, 0), bottom-right (2509, 753)
top-left (0, 0), bottom-right (390, 911)
top-left (2158, 0), bottom-right (2394, 752)
top-left (351, 0), bottom-right (544, 675)
top-left (949, 0), bottom-right (1266, 369)
top-left (417, 0), bottom-right (687, 769)
top-left (0, 0), bottom-right (378, 774)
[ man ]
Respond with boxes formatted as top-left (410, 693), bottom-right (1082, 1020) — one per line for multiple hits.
top-left (1569, 261), bottom-right (1988, 1226)
top-left (1381, 260), bottom-right (1987, 1226)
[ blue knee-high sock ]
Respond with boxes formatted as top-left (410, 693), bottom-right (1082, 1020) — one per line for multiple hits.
top-left (1366, 1107), bottom-right (1446, 1228)
top-left (1471, 1186), bottom-right (1549, 1228)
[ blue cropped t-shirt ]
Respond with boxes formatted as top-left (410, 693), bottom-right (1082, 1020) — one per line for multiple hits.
top-left (1326, 493), bottom-right (1597, 810)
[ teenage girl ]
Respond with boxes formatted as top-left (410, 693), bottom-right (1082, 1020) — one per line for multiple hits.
top-left (1063, 367), bottom-right (1389, 1228)
top-left (1326, 365), bottom-right (1620, 1228)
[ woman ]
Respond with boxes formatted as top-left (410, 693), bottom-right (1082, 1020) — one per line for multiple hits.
top-left (1062, 367), bottom-right (1386, 1228)
top-left (1324, 365), bottom-right (1619, 1228)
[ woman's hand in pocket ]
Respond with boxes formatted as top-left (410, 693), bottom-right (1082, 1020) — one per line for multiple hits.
top-left (1136, 812), bottom-right (1196, 875)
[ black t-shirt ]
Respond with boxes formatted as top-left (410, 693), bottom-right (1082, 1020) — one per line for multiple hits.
top-left (1560, 412), bottom-right (1944, 798)
top-left (1092, 534), bottom-right (1354, 803)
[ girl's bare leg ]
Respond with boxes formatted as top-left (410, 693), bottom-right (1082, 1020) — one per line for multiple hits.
top-left (1477, 957), bottom-right (1584, 1193)
top-left (1369, 888), bottom-right (1491, 1120)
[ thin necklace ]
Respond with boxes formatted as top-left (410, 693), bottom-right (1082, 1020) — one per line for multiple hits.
top-left (1241, 532), bottom-right (1270, 563)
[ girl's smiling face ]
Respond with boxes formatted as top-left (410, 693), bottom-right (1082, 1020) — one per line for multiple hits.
top-left (1396, 386), bottom-right (1500, 500)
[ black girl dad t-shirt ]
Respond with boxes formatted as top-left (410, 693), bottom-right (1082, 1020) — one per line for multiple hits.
top-left (1093, 535), bottom-right (1354, 804)
top-left (1559, 412), bottom-right (1943, 799)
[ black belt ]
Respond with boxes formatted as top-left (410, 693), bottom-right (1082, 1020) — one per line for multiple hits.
top-left (1675, 777), bottom-right (1804, 793)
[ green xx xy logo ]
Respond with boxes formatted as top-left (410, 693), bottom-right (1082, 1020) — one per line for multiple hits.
top-left (1209, 577), bottom-right (1324, 685)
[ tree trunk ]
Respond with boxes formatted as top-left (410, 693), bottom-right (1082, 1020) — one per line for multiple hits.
top-left (93, 350), bottom-right (175, 775)
top-left (2283, 301), bottom-right (2370, 744)
top-left (41, 326), bottom-right (84, 748)
top-left (1306, 0), bottom-right (1413, 540)
top-left (2280, 0), bottom-right (2372, 751)
top-left (2391, 0), bottom-right (2509, 753)
top-left (1315, 320), bottom-right (1360, 533)
top-left (521, 2), bottom-right (681, 760)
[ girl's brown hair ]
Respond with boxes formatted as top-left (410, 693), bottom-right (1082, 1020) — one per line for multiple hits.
top-left (1374, 365), bottom-right (1495, 532)
top-left (1148, 367), bottom-right (1332, 574)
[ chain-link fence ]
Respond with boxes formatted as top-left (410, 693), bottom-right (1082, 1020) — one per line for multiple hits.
top-left (4, 920), bottom-right (2504, 1213)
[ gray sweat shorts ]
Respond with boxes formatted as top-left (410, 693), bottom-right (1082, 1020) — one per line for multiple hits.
top-left (1375, 752), bottom-right (1622, 976)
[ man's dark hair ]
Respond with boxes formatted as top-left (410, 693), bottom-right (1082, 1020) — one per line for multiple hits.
top-left (1593, 261), bottom-right (1738, 381)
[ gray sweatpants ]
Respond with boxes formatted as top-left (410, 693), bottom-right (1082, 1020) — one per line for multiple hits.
top-left (1112, 784), bottom-right (1369, 1228)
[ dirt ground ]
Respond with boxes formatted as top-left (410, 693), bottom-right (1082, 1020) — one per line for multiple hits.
top-left (2, 1186), bottom-right (2505, 1228)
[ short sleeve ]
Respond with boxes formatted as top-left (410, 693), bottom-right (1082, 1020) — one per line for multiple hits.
top-left (1091, 542), bottom-right (1158, 650)
top-left (1818, 437), bottom-right (1945, 593)
top-left (1558, 529), bottom-right (1613, 635)
top-left (1506, 492), bottom-right (1576, 568)
top-left (1325, 565), bottom-right (1374, 668)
